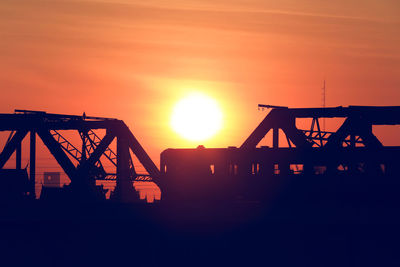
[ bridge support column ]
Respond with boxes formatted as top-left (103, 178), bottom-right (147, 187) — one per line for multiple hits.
top-left (273, 127), bottom-right (279, 148)
top-left (30, 130), bottom-right (36, 199)
top-left (115, 136), bottom-right (136, 202)
top-left (16, 141), bottom-right (21, 170)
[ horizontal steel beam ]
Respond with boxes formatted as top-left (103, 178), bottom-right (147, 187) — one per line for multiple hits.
top-left (256, 105), bottom-right (400, 123)
top-left (161, 146), bottom-right (400, 165)
top-left (286, 106), bottom-right (400, 124)
top-left (0, 114), bottom-right (124, 131)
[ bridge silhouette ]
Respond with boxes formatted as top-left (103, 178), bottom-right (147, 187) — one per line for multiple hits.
top-left (1, 106), bottom-right (400, 267)
top-left (0, 109), bottom-right (159, 202)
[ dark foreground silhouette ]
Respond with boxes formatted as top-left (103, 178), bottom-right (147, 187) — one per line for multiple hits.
top-left (1, 106), bottom-right (400, 266)
top-left (1, 172), bottom-right (400, 267)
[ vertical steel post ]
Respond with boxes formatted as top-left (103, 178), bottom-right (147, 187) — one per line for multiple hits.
top-left (350, 134), bottom-right (356, 148)
top-left (273, 127), bottom-right (279, 148)
top-left (16, 141), bottom-right (21, 170)
top-left (30, 130), bottom-right (36, 198)
top-left (116, 135), bottom-right (135, 201)
top-left (81, 132), bottom-right (86, 163)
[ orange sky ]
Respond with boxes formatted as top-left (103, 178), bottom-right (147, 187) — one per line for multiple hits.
top-left (1, 0), bottom-right (400, 165)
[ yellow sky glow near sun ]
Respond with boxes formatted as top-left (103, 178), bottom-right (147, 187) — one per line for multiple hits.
top-left (171, 91), bottom-right (223, 142)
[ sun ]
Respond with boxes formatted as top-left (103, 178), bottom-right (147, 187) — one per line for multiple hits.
top-left (171, 92), bottom-right (223, 141)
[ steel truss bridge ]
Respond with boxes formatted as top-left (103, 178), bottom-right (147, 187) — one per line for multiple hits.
top-left (241, 105), bottom-right (400, 175)
top-left (2, 106), bottom-right (400, 202)
top-left (0, 110), bottom-right (160, 201)
top-left (162, 105), bottom-right (400, 180)
top-left (243, 105), bottom-right (400, 150)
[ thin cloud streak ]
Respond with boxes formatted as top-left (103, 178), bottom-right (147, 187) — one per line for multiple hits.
top-left (85, 0), bottom-right (394, 23)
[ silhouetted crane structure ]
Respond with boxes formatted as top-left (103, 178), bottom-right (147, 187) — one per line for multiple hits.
top-left (0, 110), bottom-right (159, 201)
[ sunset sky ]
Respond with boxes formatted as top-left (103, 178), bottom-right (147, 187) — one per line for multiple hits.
top-left (1, 0), bottom-right (400, 165)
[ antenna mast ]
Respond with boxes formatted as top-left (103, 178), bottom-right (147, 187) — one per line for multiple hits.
top-left (322, 79), bottom-right (326, 131)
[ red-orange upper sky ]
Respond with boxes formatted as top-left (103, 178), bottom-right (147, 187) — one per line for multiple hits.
top-left (1, 0), bottom-right (400, 163)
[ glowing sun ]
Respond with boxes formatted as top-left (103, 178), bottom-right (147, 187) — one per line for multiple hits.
top-left (171, 92), bottom-right (223, 141)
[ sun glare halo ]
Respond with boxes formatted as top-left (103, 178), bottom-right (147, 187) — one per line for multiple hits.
top-left (171, 92), bottom-right (223, 141)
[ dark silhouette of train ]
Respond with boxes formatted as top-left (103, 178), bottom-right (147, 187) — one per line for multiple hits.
top-left (160, 106), bottom-right (400, 206)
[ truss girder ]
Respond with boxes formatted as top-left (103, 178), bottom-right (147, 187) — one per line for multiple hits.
top-left (303, 130), bottom-right (333, 147)
top-left (85, 130), bottom-right (117, 167)
top-left (0, 110), bottom-right (161, 177)
top-left (304, 118), bottom-right (325, 147)
top-left (5, 130), bottom-right (15, 145)
top-left (37, 129), bottom-right (78, 181)
top-left (0, 110), bottom-right (161, 201)
top-left (281, 122), bottom-right (312, 149)
top-left (241, 109), bottom-right (312, 149)
top-left (77, 131), bottom-right (115, 178)
top-left (122, 122), bottom-right (160, 180)
top-left (354, 122), bottom-right (382, 148)
top-left (80, 130), bottom-right (107, 174)
top-left (51, 130), bottom-right (82, 162)
top-left (0, 130), bottom-right (28, 168)
top-left (325, 118), bottom-right (382, 149)
top-left (243, 106), bottom-right (394, 150)
top-left (241, 109), bottom-right (277, 148)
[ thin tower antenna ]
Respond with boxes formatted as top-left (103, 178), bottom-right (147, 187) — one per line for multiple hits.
top-left (322, 79), bottom-right (326, 131)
